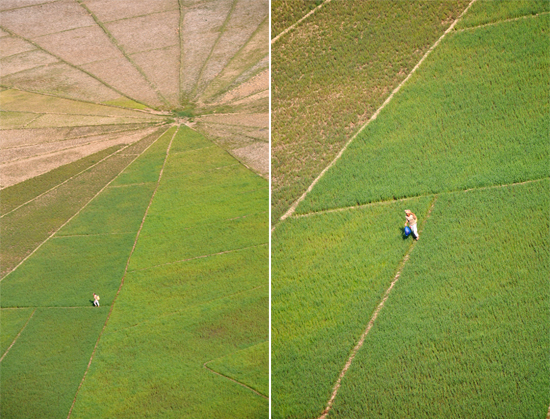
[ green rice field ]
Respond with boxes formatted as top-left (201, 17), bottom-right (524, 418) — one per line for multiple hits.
top-left (272, 1), bottom-right (549, 418)
top-left (1, 126), bottom-right (268, 418)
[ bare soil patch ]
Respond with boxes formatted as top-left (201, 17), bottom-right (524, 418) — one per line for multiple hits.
top-left (180, 0), bottom-right (233, 99)
top-left (197, 112), bottom-right (268, 128)
top-left (0, 0), bottom-right (58, 13)
top-left (0, 1), bottom-right (94, 38)
top-left (131, 46), bottom-right (180, 108)
top-left (0, 36), bottom-right (35, 57)
top-left (231, 142), bottom-right (268, 178)
top-left (0, 49), bottom-right (58, 76)
top-left (1, 62), bottom-right (121, 103)
top-left (82, 0), bottom-right (177, 23)
top-left (104, 11), bottom-right (179, 54)
top-left (193, 0), bottom-right (268, 98)
top-left (211, 69), bottom-right (268, 105)
top-left (0, 127), bottom-right (156, 187)
top-left (34, 26), bottom-right (122, 65)
top-left (81, 57), bottom-right (163, 108)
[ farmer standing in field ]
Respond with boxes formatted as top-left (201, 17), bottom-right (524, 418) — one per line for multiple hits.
top-left (93, 293), bottom-right (100, 307)
top-left (404, 209), bottom-right (419, 241)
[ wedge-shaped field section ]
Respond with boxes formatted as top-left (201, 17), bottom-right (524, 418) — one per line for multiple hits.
top-left (0, 127), bottom-right (174, 417)
top-left (70, 126), bottom-right (268, 418)
top-left (330, 181), bottom-right (549, 418)
top-left (296, 14), bottom-right (549, 214)
top-left (272, 196), bottom-right (434, 419)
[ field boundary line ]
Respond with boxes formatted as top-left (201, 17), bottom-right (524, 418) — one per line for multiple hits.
top-left (1, 126), bottom-right (151, 151)
top-left (204, 353), bottom-right (268, 400)
top-left (1, 137), bottom-right (140, 165)
top-left (22, 114), bottom-right (43, 128)
top-left (198, 15), bottom-right (268, 102)
top-left (455, 11), bottom-right (550, 33)
top-left (0, 109), bottom-right (163, 120)
top-left (53, 232), bottom-right (135, 238)
top-left (67, 127), bottom-right (178, 419)
top-left (278, 0), bottom-right (477, 224)
top-left (108, 181), bottom-right (156, 188)
top-left (291, 177), bottom-right (549, 219)
top-left (0, 127), bottom-right (169, 218)
top-left (113, 284), bottom-right (267, 334)
top-left (318, 196), bottom-right (437, 419)
top-left (0, 128), bottom-right (171, 282)
top-left (75, 0), bottom-right (171, 109)
top-left (0, 0), bottom-right (63, 12)
top-left (271, 0), bottom-right (332, 45)
top-left (0, 27), bottom-right (152, 110)
top-left (0, 308), bottom-right (36, 363)
top-left (0, 86), bottom-right (170, 117)
top-left (191, 0), bottom-right (237, 98)
top-left (129, 242), bottom-right (268, 273)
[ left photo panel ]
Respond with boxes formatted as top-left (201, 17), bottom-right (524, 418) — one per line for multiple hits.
top-left (0, 0), bottom-right (269, 417)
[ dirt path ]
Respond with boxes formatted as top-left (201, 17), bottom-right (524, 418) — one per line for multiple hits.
top-left (271, 0), bottom-right (333, 45)
top-left (278, 0), bottom-right (478, 223)
top-left (318, 196), bottom-right (437, 419)
top-left (67, 126), bottom-right (179, 418)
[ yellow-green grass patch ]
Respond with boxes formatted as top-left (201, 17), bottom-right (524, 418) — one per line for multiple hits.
top-left (71, 288), bottom-right (268, 418)
top-left (0, 110), bottom-right (39, 128)
top-left (1, 233), bottom-right (135, 307)
top-left (0, 307), bottom-right (34, 354)
top-left (0, 145), bottom-right (122, 215)
top-left (110, 126), bottom-right (175, 186)
top-left (271, 196), bottom-right (433, 419)
top-left (0, 308), bottom-right (108, 419)
top-left (297, 15), bottom-right (549, 214)
top-left (456, 0), bottom-right (550, 29)
top-left (57, 183), bottom-right (157, 236)
top-left (207, 340), bottom-right (269, 397)
top-left (330, 180), bottom-right (549, 418)
top-left (169, 125), bottom-right (213, 153)
top-left (108, 244), bottom-right (268, 332)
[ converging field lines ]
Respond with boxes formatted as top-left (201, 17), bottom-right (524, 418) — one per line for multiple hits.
top-left (0, 129), bottom-right (170, 282)
top-left (0, 308), bottom-right (36, 363)
top-left (318, 196), bottom-right (437, 419)
top-left (67, 127), bottom-right (178, 419)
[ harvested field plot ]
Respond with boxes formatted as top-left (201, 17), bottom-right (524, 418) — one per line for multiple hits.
top-left (1, 0), bottom-right (268, 415)
top-left (272, 1), bottom-right (549, 418)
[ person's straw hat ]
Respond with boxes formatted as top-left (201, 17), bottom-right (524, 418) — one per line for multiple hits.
top-left (404, 209), bottom-right (411, 214)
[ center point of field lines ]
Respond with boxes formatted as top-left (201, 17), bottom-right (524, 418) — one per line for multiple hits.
top-left (318, 197), bottom-right (437, 419)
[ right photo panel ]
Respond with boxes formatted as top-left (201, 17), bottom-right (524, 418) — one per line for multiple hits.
top-left (270, 1), bottom-right (549, 418)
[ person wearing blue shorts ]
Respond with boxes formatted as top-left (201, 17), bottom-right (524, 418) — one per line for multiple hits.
top-left (404, 209), bottom-right (419, 241)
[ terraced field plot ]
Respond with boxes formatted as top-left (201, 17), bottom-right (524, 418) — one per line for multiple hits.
top-left (1, 1), bottom-right (268, 417)
top-left (272, 1), bottom-right (549, 418)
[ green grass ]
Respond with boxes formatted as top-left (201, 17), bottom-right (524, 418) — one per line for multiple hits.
top-left (169, 125), bottom-right (212, 153)
top-left (0, 111), bottom-right (38, 128)
top-left (67, 127), bottom-right (269, 418)
top-left (57, 184), bottom-right (157, 236)
top-left (0, 145), bottom-right (122, 215)
top-left (207, 341), bottom-right (269, 397)
top-left (271, 0), bottom-right (324, 38)
top-left (456, 0), bottom-right (550, 29)
top-left (101, 98), bottom-right (150, 110)
top-left (1, 233), bottom-right (136, 307)
top-left (0, 308), bottom-right (108, 419)
top-left (71, 288), bottom-right (268, 419)
top-left (297, 15), bottom-right (549, 214)
top-left (0, 127), bottom-right (170, 277)
top-left (330, 181), bottom-right (549, 418)
top-left (0, 308), bottom-right (34, 355)
top-left (271, 0), bottom-right (471, 223)
top-left (272, 196), bottom-right (433, 418)
top-left (111, 126), bottom-right (175, 185)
